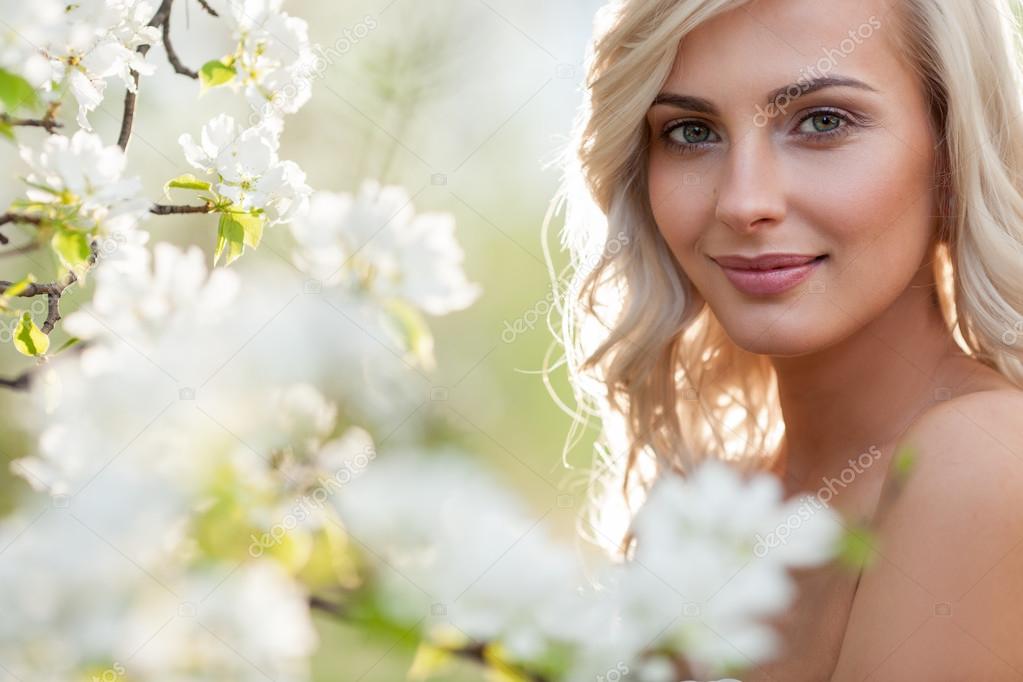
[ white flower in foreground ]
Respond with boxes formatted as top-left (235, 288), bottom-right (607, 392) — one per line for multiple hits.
top-left (0, 0), bottom-right (63, 89)
top-left (127, 561), bottom-right (317, 682)
top-left (17, 129), bottom-right (150, 231)
top-left (44, 0), bottom-right (161, 129)
top-left (62, 241), bottom-right (240, 367)
top-left (223, 0), bottom-right (317, 118)
top-left (178, 113), bottom-right (311, 224)
top-left (290, 182), bottom-right (482, 315)
top-left (334, 449), bottom-right (586, 662)
top-left (606, 458), bottom-right (845, 679)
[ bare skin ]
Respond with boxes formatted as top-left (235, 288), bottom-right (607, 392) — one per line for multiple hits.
top-left (644, 0), bottom-right (1023, 678)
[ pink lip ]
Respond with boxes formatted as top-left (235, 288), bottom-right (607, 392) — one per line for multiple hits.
top-left (714, 254), bottom-right (827, 296)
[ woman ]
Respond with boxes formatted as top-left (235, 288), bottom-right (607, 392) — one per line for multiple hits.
top-left (547, 0), bottom-right (1023, 678)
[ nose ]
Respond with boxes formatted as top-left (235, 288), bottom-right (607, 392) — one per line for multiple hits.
top-left (714, 130), bottom-right (787, 233)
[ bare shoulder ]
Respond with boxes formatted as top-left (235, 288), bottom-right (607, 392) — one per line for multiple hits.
top-left (831, 388), bottom-right (1023, 681)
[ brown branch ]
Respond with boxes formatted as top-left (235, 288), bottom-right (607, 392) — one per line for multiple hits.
top-left (0, 339), bottom-right (91, 391)
top-left (0, 213), bottom-right (45, 246)
top-left (162, 8), bottom-right (198, 78)
top-left (308, 597), bottom-right (551, 682)
top-left (0, 241), bottom-right (42, 257)
top-left (0, 213), bottom-right (44, 228)
top-left (118, 0), bottom-right (175, 150)
top-left (0, 112), bottom-right (62, 134)
top-left (195, 0), bottom-right (218, 16)
top-left (0, 370), bottom-right (33, 391)
top-left (150, 203), bottom-right (212, 215)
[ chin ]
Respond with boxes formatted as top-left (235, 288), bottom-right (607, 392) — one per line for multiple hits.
top-left (712, 304), bottom-right (835, 357)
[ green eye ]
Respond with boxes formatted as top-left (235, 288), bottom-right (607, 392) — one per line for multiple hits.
top-left (679, 122), bottom-right (712, 144)
top-left (801, 112), bottom-right (844, 134)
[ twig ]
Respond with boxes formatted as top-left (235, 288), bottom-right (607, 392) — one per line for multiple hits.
top-left (118, 0), bottom-right (177, 150)
top-left (0, 370), bottom-right (32, 390)
top-left (162, 7), bottom-right (198, 78)
top-left (308, 597), bottom-right (551, 682)
top-left (0, 112), bottom-right (62, 134)
top-left (195, 0), bottom-right (218, 16)
top-left (0, 252), bottom-right (95, 334)
top-left (0, 213), bottom-right (45, 246)
top-left (0, 241), bottom-right (97, 392)
top-left (150, 203), bottom-right (212, 215)
top-left (0, 241), bottom-right (41, 257)
top-left (0, 213), bottom-right (44, 228)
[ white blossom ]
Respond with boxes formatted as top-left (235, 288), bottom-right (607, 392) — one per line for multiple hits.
top-left (603, 459), bottom-right (845, 679)
top-left (0, 0), bottom-right (63, 89)
top-left (290, 181), bottom-right (482, 315)
top-left (17, 129), bottom-right (151, 234)
top-left (334, 449), bottom-right (587, 661)
top-left (223, 0), bottom-right (317, 119)
top-left (43, 0), bottom-right (162, 129)
top-left (126, 561), bottom-right (318, 682)
top-left (62, 241), bottom-right (241, 365)
top-left (178, 113), bottom-right (311, 224)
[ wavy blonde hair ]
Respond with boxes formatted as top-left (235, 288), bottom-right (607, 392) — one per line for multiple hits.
top-left (543, 0), bottom-right (1023, 555)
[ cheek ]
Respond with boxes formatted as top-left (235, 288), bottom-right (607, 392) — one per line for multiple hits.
top-left (647, 159), bottom-right (713, 267)
top-left (799, 146), bottom-right (937, 289)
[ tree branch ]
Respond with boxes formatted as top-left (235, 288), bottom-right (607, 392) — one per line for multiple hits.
top-left (0, 110), bottom-right (62, 134)
top-left (119, 0), bottom-right (180, 150)
top-left (0, 246), bottom-right (96, 335)
top-left (195, 0), bottom-right (219, 16)
top-left (0, 213), bottom-right (44, 228)
top-left (308, 596), bottom-right (551, 682)
top-left (0, 213), bottom-right (45, 246)
top-left (162, 6), bottom-right (198, 78)
top-left (150, 203), bottom-right (213, 215)
top-left (0, 370), bottom-right (33, 391)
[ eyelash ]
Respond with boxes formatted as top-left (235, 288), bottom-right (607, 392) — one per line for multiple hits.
top-left (659, 108), bottom-right (858, 155)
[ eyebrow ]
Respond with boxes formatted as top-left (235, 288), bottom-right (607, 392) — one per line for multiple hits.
top-left (650, 75), bottom-right (879, 114)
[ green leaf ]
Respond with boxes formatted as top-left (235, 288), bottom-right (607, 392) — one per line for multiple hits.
top-left (51, 229), bottom-right (92, 272)
top-left (199, 59), bottom-right (237, 91)
top-left (13, 311), bottom-right (49, 356)
top-left (481, 644), bottom-right (533, 682)
top-left (407, 642), bottom-right (454, 681)
top-left (213, 210), bottom-right (264, 267)
top-left (0, 120), bottom-right (13, 141)
top-left (233, 210), bottom-right (264, 249)
top-left (891, 443), bottom-right (918, 483)
top-left (213, 209), bottom-right (264, 267)
top-left (53, 335), bottom-right (81, 355)
top-left (163, 173), bottom-right (212, 198)
top-left (0, 68), bottom-right (38, 112)
top-left (214, 212), bottom-right (246, 266)
top-left (836, 523), bottom-right (877, 572)
top-left (382, 298), bottom-right (435, 370)
top-left (1, 274), bottom-right (34, 301)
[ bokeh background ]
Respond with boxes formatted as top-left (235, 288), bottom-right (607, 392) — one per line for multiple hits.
top-left (0, 1), bottom-right (606, 678)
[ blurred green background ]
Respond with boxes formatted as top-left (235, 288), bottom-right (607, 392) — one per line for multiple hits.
top-left (0, 1), bottom-right (604, 679)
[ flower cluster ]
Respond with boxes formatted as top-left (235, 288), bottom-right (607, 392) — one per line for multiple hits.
top-left (289, 181), bottom-right (482, 315)
top-left (0, 0), bottom-right (63, 91)
top-left (214, 0), bottom-right (318, 120)
top-left (334, 453), bottom-right (845, 681)
top-left (43, 0), bottom-right (162, 129)
top-left (179, 113), bottom-right (311, 225)
top-left (12, 130), bottom-right (151, 276)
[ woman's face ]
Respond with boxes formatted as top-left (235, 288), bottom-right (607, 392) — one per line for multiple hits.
top-left (646, 0), bottom-right (940, 356)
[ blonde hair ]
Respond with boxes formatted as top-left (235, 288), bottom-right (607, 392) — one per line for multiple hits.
top-left (543, 0), bottom-right (1023, 555)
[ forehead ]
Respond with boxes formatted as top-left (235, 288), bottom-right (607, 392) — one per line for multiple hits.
top-left (666, 0), bottom-right (907, 99)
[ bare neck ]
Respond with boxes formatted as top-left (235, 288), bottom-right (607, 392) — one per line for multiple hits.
top-left (769, 256), bottom-right (966, 490)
